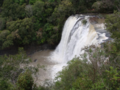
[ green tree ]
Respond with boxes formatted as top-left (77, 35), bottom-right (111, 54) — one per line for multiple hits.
top-left (2, 0), bottom-right (26, 20)
top-left (0, 18), bottom-right (5, 30)
top-left (0, 79), bottom-right (14, 90)
top-left (52, 45), bottom-right (120, 90)
top-left (101, 0), bottom-right (120, 11)
top-left (17, 70), bottom-right (33, 90)
top-left (105, 11), bottom-right (120, 39)
top-left (5, 18), bottom-right (35, 46)
top-left (0, 48), bottom-right (30, 84)
top-left (33, 1), bottom-right (45, 22)
top-left (0, 0), bottom-right (4, 7)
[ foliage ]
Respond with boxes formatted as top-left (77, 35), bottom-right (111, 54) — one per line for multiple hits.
top-left (17, 70), bottom-right (33, 90)
top-left (2, 0), bottom-right (26, 20)
top-left (101, 0), bottom-right (120, 11)
top-left (0, 18), bottom-right (5, 30)
top-left (92, 1), bottom-right (114, 12)
top-left (1, 0), bottom-right (120, 89)
top-left (82, 19), bottom-right (87, 25)
top-left (0, 48), bottom-right (29, 84)
top-left (92, 1), bottom-right (103, 11)
top-left (0, 0), bottom-right (4, 7)
top-left (25, 5), bottom-right (33, 17)
top-left (51, 45), bottom-right (120, 90)
top-left (0, 17), bottom-right (37, 49)
top-left (0, 0), bottom-right (117, 49)
top-left (105, 11), bottom-right (120, 68)
top-left (0, 47), bottom-right (40, 90)
top-left (14, 0), bottom-right (27, 5)
top-left (105, 11), bottom-right (120, 39)
top-left (0, 78), bottom-right (14, 90)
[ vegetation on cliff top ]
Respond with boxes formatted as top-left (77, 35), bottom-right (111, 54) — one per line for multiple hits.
top-left (0, 0), bottom-right (117, 49)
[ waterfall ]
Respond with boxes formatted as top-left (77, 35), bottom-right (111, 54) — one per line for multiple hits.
top-left (50, 15), bottom-right (109, 79)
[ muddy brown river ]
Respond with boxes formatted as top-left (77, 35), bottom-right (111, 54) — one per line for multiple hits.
top-left (29, 50), bottom-right (54, 86)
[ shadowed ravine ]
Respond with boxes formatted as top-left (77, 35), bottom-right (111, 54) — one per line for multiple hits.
top-left (29, 15), bottom-right (110, 86)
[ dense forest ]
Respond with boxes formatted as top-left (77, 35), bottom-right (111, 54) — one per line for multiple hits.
top-left (1, 0), bottom-right (120, 90)
top-left (0, 0), bottom-right (116, 49)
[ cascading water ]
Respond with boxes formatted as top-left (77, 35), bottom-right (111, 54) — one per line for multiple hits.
top-left (50, 15), bottom-right (109, 79)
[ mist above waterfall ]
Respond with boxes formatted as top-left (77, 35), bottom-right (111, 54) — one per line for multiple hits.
top-left (50, 15), bottom-right (109, 79)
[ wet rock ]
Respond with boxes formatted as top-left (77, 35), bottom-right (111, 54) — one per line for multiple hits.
top-left (34, 59), bottom-right (37, 62)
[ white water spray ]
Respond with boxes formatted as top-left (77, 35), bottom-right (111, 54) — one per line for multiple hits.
top-left (50, 15), bottom-right (109, 79)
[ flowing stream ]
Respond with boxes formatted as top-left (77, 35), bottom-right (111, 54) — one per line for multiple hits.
top-left (30, 15), bottom-right (110, 85)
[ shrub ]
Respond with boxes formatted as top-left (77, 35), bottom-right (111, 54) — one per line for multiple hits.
top-left (52, 45), bottom-right (120, 90)
top-left (17, 70), bottom-right (33, 90)
top-left (82, 19), bottom-right (87, 25)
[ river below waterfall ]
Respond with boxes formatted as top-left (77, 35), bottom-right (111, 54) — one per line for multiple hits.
top-left (29, 15), bottom-right (110, 86)
top-left (29, 50), bottom-right (53, 86)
